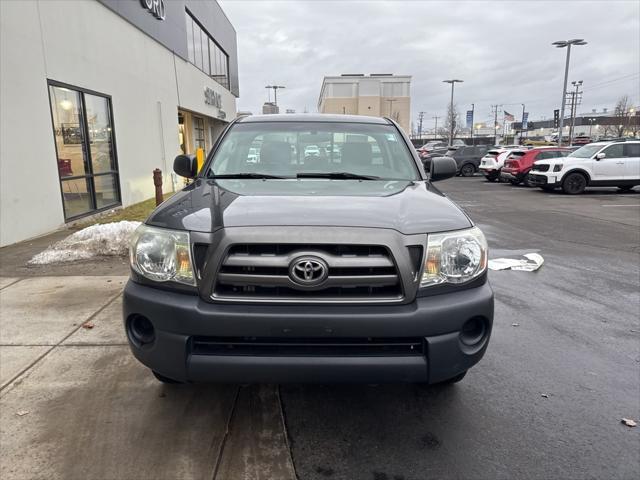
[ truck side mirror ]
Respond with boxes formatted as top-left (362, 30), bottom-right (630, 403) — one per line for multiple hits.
top-left (595, 152), bottom-right (606, 160)
top-left (430, 157), bottom-right (457, 182)
top-left (173, 154), bottom-right (198, 178)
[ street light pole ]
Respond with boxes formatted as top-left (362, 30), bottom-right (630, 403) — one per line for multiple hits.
top-left (552, 39), bottom-right (587, 146)
top-left (386, 98), bottom-right (397, 119)
top-left (521, 103), bottom-right (526, 143)
top-left (470, 103), bottom-right (475, 145)
top-left (588, 117), bottom-right (596, 137)
top-left (432, 116), bottom-right (439, 139)
top-left (265, 85), bottom-right (286, 106)
top-left (443, 79), bottom-right (463, 146)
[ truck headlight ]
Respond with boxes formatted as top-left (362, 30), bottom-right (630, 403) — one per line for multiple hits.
top-left (129, 224), bottom-right (196, 285)
top-left (421, 226), bottom-right (488, 287)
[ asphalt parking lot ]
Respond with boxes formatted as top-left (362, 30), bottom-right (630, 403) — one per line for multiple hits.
top-left (1, 177), bottom-right (639, 480)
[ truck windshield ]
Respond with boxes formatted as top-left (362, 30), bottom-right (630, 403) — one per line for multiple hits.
top-left (569, 144), bottom-right (603, 158)
top-left (207, 121), bottom-right (419, 180)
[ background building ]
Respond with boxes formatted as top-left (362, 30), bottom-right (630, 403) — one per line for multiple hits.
top-left (318, 74), bottom-right (411, 132)
top-left (262, 102), bottom-right (280, 114)
top-left (0, 0), bottom-right (239, 246)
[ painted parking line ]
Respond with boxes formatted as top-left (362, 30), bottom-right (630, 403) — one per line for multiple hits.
top-left (600, 204), bottom-right (640, 207)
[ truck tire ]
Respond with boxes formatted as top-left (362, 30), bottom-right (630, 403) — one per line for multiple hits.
top-left (562, 172), bottom-right (587, 194)
top-left (460, 164), bottom-right (475, 177)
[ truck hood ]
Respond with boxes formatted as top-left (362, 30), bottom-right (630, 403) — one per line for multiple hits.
top-left (146, 179), bottom-right (472, 235)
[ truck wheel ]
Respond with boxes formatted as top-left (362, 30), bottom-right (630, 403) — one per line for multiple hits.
top-left (562, 172), bottom-right (587, 194)
top-left (152, 370), bottom-right (183, 384)
top-left (460, 164), bottom-right (475, 177)
top-left (441, 371), bottom-right (467, 384)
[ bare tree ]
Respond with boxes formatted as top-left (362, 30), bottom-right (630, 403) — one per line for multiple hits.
top-left (442, 104), bottom-right (461, 140)
top-left (604, 95), bottom-right (633, 137)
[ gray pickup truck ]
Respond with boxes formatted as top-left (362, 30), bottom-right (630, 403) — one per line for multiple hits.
top-left (124, 114), bottom-right (493, 384)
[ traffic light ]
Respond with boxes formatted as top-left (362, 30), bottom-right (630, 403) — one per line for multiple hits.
top-left (553, 109), bottom-right (559, 129)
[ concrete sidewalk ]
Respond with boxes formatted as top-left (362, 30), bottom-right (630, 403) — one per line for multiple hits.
top-left (0, 275), bottom-right (295, 480)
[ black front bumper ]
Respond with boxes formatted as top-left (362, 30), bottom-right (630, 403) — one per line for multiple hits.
top-left (123, 280), bottom-right (494, 384)
top-left (528, 173), bottom-right (560, 188)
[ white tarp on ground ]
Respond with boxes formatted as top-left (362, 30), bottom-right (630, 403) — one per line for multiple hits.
top-left (488, 253), bottom-right (544, 272)
top-left (29, 221), bottom-right (141, 265)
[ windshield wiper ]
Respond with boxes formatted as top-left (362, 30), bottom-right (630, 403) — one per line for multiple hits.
top-left (208, 173), bottom-right (288, 179)
top-left (296, 172), bottom-right (380, 180)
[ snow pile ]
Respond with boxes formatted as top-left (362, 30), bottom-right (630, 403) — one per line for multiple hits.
top-left (29, 221), bottom-right (141, 265)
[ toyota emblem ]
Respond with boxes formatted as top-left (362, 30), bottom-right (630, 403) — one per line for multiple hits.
top-left (289, 256), bottom-right (329, 287)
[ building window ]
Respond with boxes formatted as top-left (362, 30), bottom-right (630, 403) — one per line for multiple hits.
top-left (193, 116), bottom-right (206, 150)
top-left (382, 82), bottom-right (407, 97)
top-left (48, 82), bottom-right (120, 220)
top-left (185, 10), bottom-right (230, 90)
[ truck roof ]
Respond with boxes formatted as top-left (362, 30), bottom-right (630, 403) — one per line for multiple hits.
top-left (236, 113), bottom-right (390, 124)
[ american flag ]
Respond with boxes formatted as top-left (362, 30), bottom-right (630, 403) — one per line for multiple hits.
top-left (504, 111), bottom-right (515, 122)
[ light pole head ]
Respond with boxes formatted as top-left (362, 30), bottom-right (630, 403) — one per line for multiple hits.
top-left (443, 79), bottom-right (463, 84)
top-left (553, 39), bottom-right (587, 48)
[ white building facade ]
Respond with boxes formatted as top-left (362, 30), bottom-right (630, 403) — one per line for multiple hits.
top-left (0, 0), bottom-right (239, 246)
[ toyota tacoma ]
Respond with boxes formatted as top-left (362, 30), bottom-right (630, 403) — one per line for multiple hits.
top-left (124, 114), bottom-right (493, 384)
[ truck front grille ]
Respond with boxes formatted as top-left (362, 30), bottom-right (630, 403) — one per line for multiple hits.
top-left (212, 244), bottom-right (404, 303)
top-left (191, 336), bottom-right (424, 356)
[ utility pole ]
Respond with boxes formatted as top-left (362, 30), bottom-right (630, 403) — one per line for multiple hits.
top-left (417, 111), bottom-right (425, 140)
top-left (265, 85), bottom-right (286, 105)
top-left (491, 105), bottom-right (500, 145)
top-left (552, 39), bottom-right (587, 146)
top-left (432, 116), bottom-right (440, 139)
top-left (443, 79), bottom-right (463, 146)
top-left (568, 80), bottom-right (583, 144)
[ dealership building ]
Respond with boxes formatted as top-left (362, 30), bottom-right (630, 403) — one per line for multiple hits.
top-left (0, 0), bottom-right (239, 246)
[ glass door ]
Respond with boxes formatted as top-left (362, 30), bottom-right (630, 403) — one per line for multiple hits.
top-left (48, 82), bottom-right (121, 220)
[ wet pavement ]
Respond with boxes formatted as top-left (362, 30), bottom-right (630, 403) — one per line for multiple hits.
top-left (1, 178), bottom-right (638, 479)
top-left (281, 179), bottom-right (640, 480)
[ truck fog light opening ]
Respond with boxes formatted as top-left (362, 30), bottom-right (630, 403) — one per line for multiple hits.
top-left (128, 314), bottom-right (156, 347)
top-left (459, 316), bottom-right (488, 348)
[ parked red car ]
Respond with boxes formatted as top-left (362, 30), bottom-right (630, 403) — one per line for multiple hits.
top-left (500, 147), bottom-right (572, 186)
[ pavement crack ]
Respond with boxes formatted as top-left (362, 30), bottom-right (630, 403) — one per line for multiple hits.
top-left (0, 277), bottom-right (23, 291)
top-left (211, 385), bottom-right (241, 480)
top-left (0, 291), bottom-right (123, 396)
top-left (277, 384), bottom-right (299, 480)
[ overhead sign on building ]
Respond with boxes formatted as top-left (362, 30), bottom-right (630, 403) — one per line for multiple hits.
top-left (140, 0), bottom-right (166, 21)
top-left (204, 87), bottom-right (222, 108)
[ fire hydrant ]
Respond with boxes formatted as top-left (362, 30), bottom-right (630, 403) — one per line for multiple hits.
top-left (153, 168), bottom-right (163, 206)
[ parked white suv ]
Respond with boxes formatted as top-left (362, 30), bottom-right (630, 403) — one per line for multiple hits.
top-left (528, 140), bottom-right (640, 194)
top-left (478, 148), bottom-right (512, 182)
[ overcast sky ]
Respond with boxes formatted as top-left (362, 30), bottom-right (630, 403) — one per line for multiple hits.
top-left (219, 0), bottom-right (639, 131)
